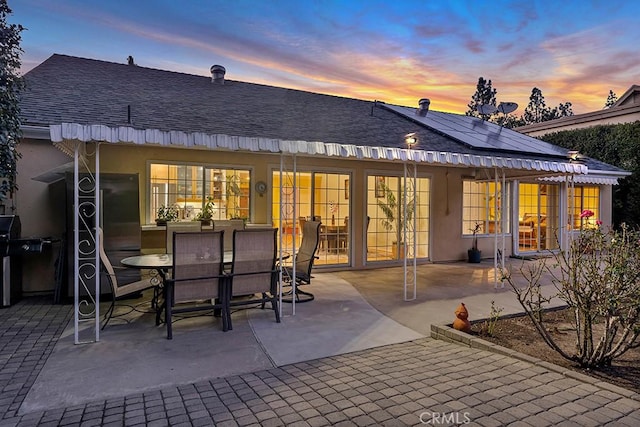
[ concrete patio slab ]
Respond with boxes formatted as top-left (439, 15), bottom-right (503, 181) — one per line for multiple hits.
top-left (20, 272), bottom-right (423, 414)
top-left (249, 274), bottom-right (423, 365)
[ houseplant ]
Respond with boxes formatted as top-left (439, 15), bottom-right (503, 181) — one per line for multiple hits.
top-left (377, 181), bottom-right (415, 259)
top-left (225, 174), bottom-right (243, 219)
top-left (195, 196), bottom-right (215, 225)
top-left (155, 204), bottom-right (179, 226)
top-left (467, 222), bottom-right (482, 263)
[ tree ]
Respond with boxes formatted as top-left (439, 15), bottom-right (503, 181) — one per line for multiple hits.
top-left (466, 77), bottom-right (497, 119)
top-left (502, 223), bottom-right (640, 368)
top-left (520, 88), bottom-right (573, 125)
top-left (555, 101), bottom-right (573, 118)
top-left (494, 113), bottom-right (525, 129)
top-left (604, 90), bottom-right (618, 109)
top-left (522, 87), bottom-right (551, 124)
top-left (0, 0), bottom-right (25, 207)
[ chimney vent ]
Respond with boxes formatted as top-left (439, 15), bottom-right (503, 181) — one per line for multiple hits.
top-left (416, 98), bottom-right (430, 116)
top-left (210, 65), bottom-right (226, 84)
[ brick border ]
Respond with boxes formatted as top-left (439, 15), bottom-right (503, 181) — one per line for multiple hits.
top-left (431, 323), bottom-right (640, 401)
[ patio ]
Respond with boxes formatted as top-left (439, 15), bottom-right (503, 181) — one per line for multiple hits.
top-left (17, 258), bottom-right (562, 415)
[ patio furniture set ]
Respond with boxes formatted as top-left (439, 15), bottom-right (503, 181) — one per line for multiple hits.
top-left (98, 220), bottom-right (321, 339)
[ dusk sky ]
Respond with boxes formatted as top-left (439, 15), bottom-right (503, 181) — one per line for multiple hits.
top-left (10, 0), bottom-right (640, 114)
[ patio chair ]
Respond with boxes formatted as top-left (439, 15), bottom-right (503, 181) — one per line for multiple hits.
top-left (164, 231), bottom-right (229, 339)
top-left (283, 220), bottom-right (321, 303)
top-left (227, 228), bottom-right (280, 330)
top-left (98, 228), bottom-right (159, 329)
top-left (213, 219), bottom-right (245, 252)
top-left (165, 221), bottom-right (202, 254)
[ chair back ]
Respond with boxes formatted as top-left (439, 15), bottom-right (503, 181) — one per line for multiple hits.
top-left (171, 231), bottom-right (224, 304)
top-left (230, 228), bottom-right (277, 296)
top-left (294, 221), bottom-right (321, 281)
top-left (166, 222), bottom-right (202, 254)
top-left (97, 227), bottom-right (118, 289)
top-left (213, 219), bottom-right (245, 252)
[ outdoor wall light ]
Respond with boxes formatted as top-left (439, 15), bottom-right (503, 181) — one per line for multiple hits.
top-left (567, 150), bottom-right (582, 162)
top-left (405, 132), bottom-right (417, 147)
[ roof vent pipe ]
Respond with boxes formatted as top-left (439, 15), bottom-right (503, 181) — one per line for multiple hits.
top-left (416, 98), bottom-right (430, 116)
top-left (210, 65), bottom-right (226, 84)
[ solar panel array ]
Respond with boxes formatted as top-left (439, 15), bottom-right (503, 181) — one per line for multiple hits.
top-left (385, 104), bottom-right (568, 157)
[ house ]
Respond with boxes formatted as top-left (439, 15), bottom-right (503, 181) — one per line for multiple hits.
top-left (16, 54), bottom-right (629, 297)
top-left (517, 85), bottom-right (640, 137)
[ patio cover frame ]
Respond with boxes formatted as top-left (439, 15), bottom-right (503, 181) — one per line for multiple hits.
top-left (49, 123), bottom-right (591, 344)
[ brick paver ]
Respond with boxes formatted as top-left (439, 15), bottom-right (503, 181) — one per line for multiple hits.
top-left (1, 297), bottom-right (639, 425)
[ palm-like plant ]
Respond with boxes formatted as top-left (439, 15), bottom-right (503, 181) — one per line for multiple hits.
top-left (377, 181), bottom-right (415, 243)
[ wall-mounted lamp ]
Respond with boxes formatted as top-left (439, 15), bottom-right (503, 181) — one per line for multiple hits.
top-left (405, 132), bottom-right (418, 147)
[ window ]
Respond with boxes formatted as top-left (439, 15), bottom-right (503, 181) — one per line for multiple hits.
top-left (462, 181), bottom-right (510, 235)
top-left (568, 186), bottom-right (599, 230)
top-left (367, 175), bottom-right (430, 261)
top-left (149, 163), bottom-right (250, 222)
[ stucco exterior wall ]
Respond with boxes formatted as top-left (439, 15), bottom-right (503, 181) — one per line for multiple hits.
top-left (16, 139), bottom-right (599, 295)
top-left (15, 139), bottom-right (70, 294)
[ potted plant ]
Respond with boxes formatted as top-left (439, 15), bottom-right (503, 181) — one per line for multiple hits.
top-left (155, 204), bottom-right (179, 226)
top-left (468, 222), bottom-right (482, 263)
top-left (377, 181), bottom-right (415, 259)
top-left (195, 196), bottom-right (215, 225)
top-left (225, 174), bottom-right (243, 219)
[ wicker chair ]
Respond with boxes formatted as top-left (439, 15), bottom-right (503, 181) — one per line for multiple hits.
top-left (164, 230), bottom-right (229, 339)
top-left (283, 220), bottom-right (321, 303)
top-left (227, 228), bottom-right (280, 330)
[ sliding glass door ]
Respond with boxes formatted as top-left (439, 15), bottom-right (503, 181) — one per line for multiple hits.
top-left (272, 171), bottom-right (350, 266)
top-left (517, 183), bottom-right (560, 252)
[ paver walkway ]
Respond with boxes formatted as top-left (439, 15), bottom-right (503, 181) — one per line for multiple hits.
top-left (1, 297), bottom-right (640, 426)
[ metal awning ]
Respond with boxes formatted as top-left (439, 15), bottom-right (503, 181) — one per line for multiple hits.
top-left (49, 123), bottom-right (588, 176)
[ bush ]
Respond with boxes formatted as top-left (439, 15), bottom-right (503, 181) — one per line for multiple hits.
top-left (502, 222), bottom-right (640, 368)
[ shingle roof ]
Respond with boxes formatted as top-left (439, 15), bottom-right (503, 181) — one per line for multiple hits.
top-left (19, 54), bottom-right (625, 176)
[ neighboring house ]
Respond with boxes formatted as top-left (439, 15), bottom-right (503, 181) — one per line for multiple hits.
top-left (17, 54), bottom-right (629, 296)
top-left (517, 85), bottom-right (640, 137)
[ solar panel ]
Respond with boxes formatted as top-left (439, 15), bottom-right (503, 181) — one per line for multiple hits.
top-left (385, 104), bottom-right (567, 157)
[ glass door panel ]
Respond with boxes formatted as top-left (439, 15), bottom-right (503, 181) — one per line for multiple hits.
top-left (366, 175), bottom-right (430, 262)
top-left (518, 183), bottom-right (559, 252)
top-left (272, 171), bottom-right (349, 266)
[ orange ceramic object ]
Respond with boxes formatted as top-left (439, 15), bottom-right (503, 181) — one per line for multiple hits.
top-left (452, 302), bottom-right (471, 333)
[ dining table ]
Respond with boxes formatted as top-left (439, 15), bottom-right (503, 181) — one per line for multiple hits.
top-left (320, 224), bottom-right (348, 252)
top-left (120, 251), bottom-right (290, 271)
top-left (121, 251), bottom-right (290, 324)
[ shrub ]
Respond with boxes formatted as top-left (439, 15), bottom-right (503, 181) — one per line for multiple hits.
top-left (502, 222), bottom-right (640, 368)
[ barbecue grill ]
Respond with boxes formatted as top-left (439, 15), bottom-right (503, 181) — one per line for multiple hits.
top-left (0, 215), bottom-right (55, 307)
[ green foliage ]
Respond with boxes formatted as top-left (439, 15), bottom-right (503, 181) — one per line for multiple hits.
top-left (156, 204), bottom-right (179, 222)
top-left (0, 0), bottom-right (25, 203)
top-left (195, 197), bottom-right (215, 220)
top-left (225, 174), bottom-right (242, 219)
top-left (465, 77), bottom-right (497, 119)
top-left (465, 79), bottom-right (573, 128)
top-left (540, 121), bottom-right (640, 228)
top-left (376, 180), bottom-right (415, 242)
top-left (479, 300), bottom-right (504, 337)
top-left (502, 224), bottom-right (640, 368)
top-left (469, 222), bottom-right (482, 251)
top-left (604, 90), bottom-right (618, 109)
